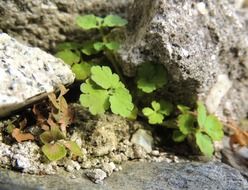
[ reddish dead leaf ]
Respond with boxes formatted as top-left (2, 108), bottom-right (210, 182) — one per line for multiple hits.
top-left (12, 128), bottom-right (34, 143)
top-left (227, 120), bottom-right (248, 150)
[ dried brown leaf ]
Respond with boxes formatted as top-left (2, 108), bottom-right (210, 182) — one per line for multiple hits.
top-left (12, 128), bottom-right (34, 143)
top-left (227, 120), bottom-right (248, 150)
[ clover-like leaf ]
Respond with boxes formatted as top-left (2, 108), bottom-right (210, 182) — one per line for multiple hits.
top-left (197, 101), bottom-right (207, 128)
top-left (172, 130), bottom-right (187, 142)
top-left (159, 100), bottom-right (173, 116)
top-left (64, 141), bottom-right (83, 157)
top-left (81, 41), bottom-right (98, 55)
top-left (109, 87), bottom-right (134, 117)
top-left (105, 41), bottom-right (120, 51)
top-left (91, 66), bottom-right (121, 89)
top-left (40, 126), bottom-right (65, 144)
top-left (71, 62), bottom-right (91, 80)
top-left (195, 132), bottom-right (214, 157)
top-left (137, 63), bottom-right (167, 93)
top-left (103, 15), bottom-right (128, 27)
top-left (177, 113), bottom-right (195, 135)
top-left (143, 107), bottom-right (164, 124)
top-left (80, 80), bottom-right (110, 115)
top-left (76, 14), bottom-right (101, 30)
top-left (55, 49), bottom-right (80, 66)
top-left (204, 115), bottom-right (224, 141)
top-left (142, 101), bottom-right (171, 124)
top-left (42, 143), bottom-right (67, 161)
top-left (93, 42), bottom-right (105, 51)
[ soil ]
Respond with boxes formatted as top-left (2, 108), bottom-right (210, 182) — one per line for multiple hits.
top-left (0, 103), bottom-right (192, 183)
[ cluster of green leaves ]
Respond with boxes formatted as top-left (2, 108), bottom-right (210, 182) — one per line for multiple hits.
top-left (38, 86), bottom-right (83, 161)
top-left (173, 102), bottom-right (224, 156)
top-left (40, 123), bottom-right (83, 161)
top-left (80, 66), bottom-right (134, 117)
top-left (54, 13), bottom-right (225, 159)
top-left (55, 14), bottom-right (127, 81)
top-left (142, 101), bottom-right (173, 124)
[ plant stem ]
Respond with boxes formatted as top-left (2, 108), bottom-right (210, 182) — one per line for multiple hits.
top-left (99, 28), bottom-right (127, 85)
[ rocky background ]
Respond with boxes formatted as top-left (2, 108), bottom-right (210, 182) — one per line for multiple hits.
top-left (0, 0), bottom-right (247, 189)
top-left (1, 0), bottom-right (248, 121)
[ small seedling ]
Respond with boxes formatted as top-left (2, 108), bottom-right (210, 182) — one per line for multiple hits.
top-left (55, 14), bottom-right (128, 81)
top-left (80, 65), bottom-right (134, 117)
top-left (174, 101), bottom-right (224, 156)
top-left (142, 100), bottom-right (173, 124)
top-left (40, 119), bottom-right (82, 161)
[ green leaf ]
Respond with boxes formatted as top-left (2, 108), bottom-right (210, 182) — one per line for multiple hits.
top-left (81, 41), bottom-right (98, 55)
top-left (71, 62), bottom-right (91, 80)
top-left (172, 130), bottom-right (187, 142)
top-left (177, 113), bottom-right (195, 135)
top-left (204, 115), bottom-right (224, 141)
top-left (40, 131), bottom-right (54, 144)
top-left (127, 106), bottom-right (138, 120)
top-left (42, 143), bottom-right (67, 161)
top-left (55, 49), bottom-right (80, 66)
top-left (197, 101), bottom-right (207, 128)
top-left (80, 80), bottom-right (110, 115)
top-left (143, 101), bottom-right (172, 125)
top-left (143, 107), bottom-right (164, 124)
top-left (93, 42), bottom-right (105, 51)
top-left (109, 87), bottom-right (134, 117)
top-left (151, 101), bottom-right (160, 111)
top-left (103, 15), bottom-right (128, 27)
top-left (56, 42), bottom-right (81, 51)
top-left (76, 14), bottom-right (100, 30)
top-left (137, 63), bottom-right (167, 93)
top-left (40, 127), bottom-right (65, 144)
top-left (159, 101), bottom-right (173, 116)
top-left (177, 105), bottom-right (190, 114)
top-left (64, 141), bottom-right (83, 157)
top-left (91, 66), bottom-right (121, 89)
top-left (195, 132), bottom-right (214, 157)
top-left (105, 41), bottom-right (120, 51)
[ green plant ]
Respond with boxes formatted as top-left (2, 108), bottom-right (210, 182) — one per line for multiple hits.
top-left (38, 85), bottom-right (82, 161)
top-left (80, 65), bottom-right (134, 117)
top-left (55, 14), bottom-right (128, 81)
top-left (137, 63), bottom-right (168, 93)
top-left (40, 119), bottom-right (82, 161)
top-left (54, 13), bottom-right (225, 159)
top-left (173, 101), bottom-right (224, 156)
top-left (142, 101), bottom-right (173, 124)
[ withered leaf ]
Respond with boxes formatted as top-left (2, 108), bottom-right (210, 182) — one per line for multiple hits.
top-left (12, 128), bottom-right (34, 143)
top-left (227, 120), bottom-right (248, 149)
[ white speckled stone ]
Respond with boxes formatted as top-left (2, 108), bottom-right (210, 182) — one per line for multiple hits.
top-left (0, 33), bottom-right (75, 117)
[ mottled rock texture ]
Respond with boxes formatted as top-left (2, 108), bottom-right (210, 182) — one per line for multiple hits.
top-left (0, 0), bottom-right (133, 51)
top-left (0, 33), bottom-right (75, 117)
top-left (117, 0), bottom-right (248, 121)
top-left (0, 161), bottom-right (247, 190)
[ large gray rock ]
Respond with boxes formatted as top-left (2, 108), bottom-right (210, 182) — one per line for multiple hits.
top-left (0, 0), bottom-right (133, 51)
top-left (0, 161), bottom-right (246, 190)
top-left (0, 33), bottom-right (75, 117)
top-left (117, 0), bottom-right (248, 120)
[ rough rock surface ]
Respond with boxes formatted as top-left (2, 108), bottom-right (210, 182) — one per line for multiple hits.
top-left (0, 0), bottom-right (133, 51)
top-left (0, 33), bottom-right (75, 117)
top-left (117, 0), bottom-right (248, 120)
top-left (0, 161), bottom-right (247, 190)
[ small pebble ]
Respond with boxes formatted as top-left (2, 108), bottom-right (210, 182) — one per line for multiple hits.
top-left (85, 169), bottom-right (107, 184)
